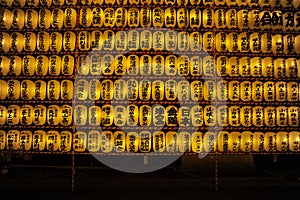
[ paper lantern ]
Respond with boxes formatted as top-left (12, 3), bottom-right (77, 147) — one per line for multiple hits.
top-left (272, 34), bottom-right (284, 55)
top-left (101, 131), bottom-right (113, 153)
top-left (47, 80), bottom-right (60, 100)
top-left (204, 105), bottom-right (217, 126)
top-left (140, 30), bottom-right (152, 51)
top-left (164, 8), bottom-right (176, 28)
top-left (202, 56), bottom-right (214, 76)
top-left (191, 132), bottom-right (203, 153)
top-left (7, 130), bottom-right (20, 150)
top-left (190, 9), bottom-right (201, 29)
top-left (7, 79), bottom-right (20, 100)
top-left (203, 132), bottom-right (217, 152)
top-left (46, 130), bottom-right (60, 151)
top-left (283, 35), bottom-right (295, 55)
top-left (47, 105), bottom-right (61, 126)
top-left (19, 130), bottom-right (32, 151)
top-left (63, 31), bottom-right (76, 51)
top-left (282, 12), bottom-right (294, 32)
top-left (177, 56), bottom-right (189, 76)
top-left (152, 105), bottom-right (165, 127)
top-left (88, 106), bottom-right (101, 126)
top-left (34, 80), bottom-right (47, 100)
top-left (276, 132), bottom-right (289, 152)
top-left (20, 105), bottom-right (34, 125)
top-left (252, 132), bottom-right (264, 152)
top-left (217, 106), bottom-right (228, 126)
top-left (139, 105), bottom-right (151, 126)
top-left (239, 57), bottom-right (251, 77)
top-left (153, 131), bottom-right (165, 152)
top-left (152, 80), bottom-right (164, 101)
top-left (240, 106), bottom-right (252, 127)
top-left (262, 57), bottom-right (274, 77)
top-left (275, 82), bottom-right (287, 101)
top-left (0, 80), bottom-right (8, 100)
top-left (32, 130), bottom-right (46, 151)
top-left (166, 131), bottom-right (178, 152)
top-left (49, 55), bottom-right (61, 75)
top-left (288, 106), bottom-right (299, 127)
top-left (139, 131), bottom-right (152, 152)
top-left (202, 9), bottom-right (214, 28)
top-left (114, 131), bottom-right (126, 152)
top-left (228, 81), bottom-right (240, 101)
top-left (0, 130), bottom-right (6, 150)
top-left (0, 56), bottom-right (9, 76)
top-left (101, 79), bottom-right (114, 100)
top-left (60, 131), bottom-right (72, 152)
top-left (218, 131), bottom-right (230, 152)
top-left (127, 55), bottom-right (139, 75)
top-left (250, 57), bottom-right (262, 77)
top-left (203, 81), bottom-right (216, 101)
top-left (73, 131), bottom-right (87, 152)
top-left (276, 106), bottom-right (288, 127)
top-left (264, 132), bottom-right (276, 152)
top-left (22, 55), bottom-right (35, 76)
top-left (152, 7), bottom-right (164, 27)
top-left (60, 105), bottom-right (72, 126)
top-left (285, 58), bottom-right (298, 77)
top-left (228, 57), bottom-right (239, 76)
top-left (178, 132), bottom-right (191, 152)
top-left (21, 80), bottom-right (35, 100)
top-left (226, 9), bottom-right (237, 29)
top-left (35, 55), bottom-right (48, 76)
top-left (101, 54), bottom-right (114, 75)
top-left (287, 82), bottom-right (299, 101)
top-left (127, 79), bottom-right (139, 100)
top-left (153, 55), bottom-right (164, 75)
top-left (165, 80), bottom-right (177, 101)
top-left (216, 32), bottom-right (227, 52)
top-left (252, 106), bottom-right (264, 126)
top-left (126, 132), bottom-right (139, 153)
top-left (177, 8), bottom-right (189, 29)
top-left (191, 105), bottom-right (204, 127)
top-left (178, 106), bottom-right (191, 126)
top-left (274, 58), bottom-right (285, 78)
top-left (9, 56), bottom-right (22, 76)
top-left (289, 131), bottom-right (300, 152)
top-left (263, 81), bottom-right (275, 101)
top-left (11, 9), bottom-right (25, 29)
top-left (113, 105), bottom-right (126, 126)
top-left (0, 32), bottom-right (11, 53)
top-left (11, 32), bottom-right (24, 52)
top-left (226, 32), bottom-right (239, 52)
top-left (113, 80), bottom-right (127, 101)
top-left (215, 9), bottom-right (226, 29)
top-left (191, 80), bottom-right (203, 101)
top-left (228, 132), bottom-right (241, 152)
top-left (240, 81), bottom-right (252, 101)
top-left (241, 131), bottom-right (253, 152)
top-left (264, 106), bottom-right (276, 126)
top-left (177, 31), bottom-right (189, 51)
top-left (189, 32), bottom-right (202, 51)
top-left (0, 106), bottom-right (7, 125)
top-left (91, 31), bottom-right (103, 51)
top-left (0, 9), bottom-right (12, 29)
top-left (33, 105), bottom-right (47, 125)
top-left (7, 105), bottom-right (20, 125)
top-left (127, 104), bottom-right (138, 126)
top-left (261, 33), bottom-right (272, 53)
top-left (295, 35), bottom-right (300, 54)
top-left (166, 106), bottom-right (178, 126)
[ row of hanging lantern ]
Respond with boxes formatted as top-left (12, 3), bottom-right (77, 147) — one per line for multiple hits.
top-left (1, 54), bottom-right (299, 77)
top-left (0, 104), bottom-right (299, 127)
top-left (0, 79), bottom-right (299, 101)
top-left (1, 129), bottom-right (300, 153)
top-left (1, 0), bottom-right (300, 7)
top-left (1, 8), bottom-right (300, 31)
top-left (1, 30), bottom-right (300, 54)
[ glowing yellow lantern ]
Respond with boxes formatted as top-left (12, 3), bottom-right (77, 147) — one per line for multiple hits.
top-left (203, 132), bottom-right (217, 152)
top-left (289, 131), bottom-right (300, 152)
top-left (127, 55), bottom-right (139, 75)
top-left (114, 131), bottom-right (126, 152)
top-left (63, 31), bottom-right (76, 52)
top-left (241, 131), bottom-right (253, 152)
top-left (284, 35), bottom-right (295, 55)
top-left (166, 131), bottom-right (178, 152)
top-left (152, 7), bottom-right (164, 27)
top-left (46, 130), bottom-right (60, 151)
top-left (127, 104), bottom-right (138, 126)
top-left (264, 132), bottom-right (276, 152)
top-left (139, 131), bottom-right (151, 152)
top-left (177, 56), bottom-right (189, 76)
top-left (274, 58), bottom-right (286, 78)
top-left (32, 130), bottom-right (46, 151)
top-left (240, 81), bottom-right (252, 101)
top-left (263, 81), bottom-right (275, 101)
top-left (276, 106), bottom-right (288, 127)
top-left (140, 30), bottom-right (152, 51)
top-left (7, 105), bottom-right (20, 125)
top-left (227, 33), bottom-right (239, 52)
top-left (177, 8), bottom-right (189, 29)
top-left (126, 132), bottom-right (139, 153)
top-left (190, 9), bottom-right (201, 29)
top-left (276, 132), bottom-right (289, 152)
top-left (47, 80), bottom-right (60, 100)
top-left (153, 55), bottom-right (164, 75)
top-left (0, 56), bottom-right (9, 76)
top-left (20, 105), bottom-right (34, 125)
top-left (47, 105), bottom-right (61, 126)
top-left (178, 106), bottom-right (191, 127)
top-left (101, 131), bottom-right (114, 153)
top-left (139, 105), bottom-right (151, 126)
top-left (0, 9), bottom-right (12, 29)
top-left (152, 80), bottom-right (164, 101)
top-left (9, 56), bottom-right (22, 76)
top-left (216, 32), bottom-right (227, 52)
top-left (252, 106), bottom-right (264, 126)
top-left (88, 106), bottom-right (101, 126)
top-left (191, 132), bottom-right (203, 153)
top-left (203, 81), bottom-right (217, 101)
top-left (272, 34), bottom-right (284, 55)
top-left (153, 31), bottom-right (164, 51)
top-left (166, 106), bottom-right (178, 126)
top-left (33, 105), bottom-right (47, 125)
top-left (240, 106), bottom-right (252, 127)
top-left (60, 131), bottom-right (72, 152)
top-left (0, 80), bottom-right (8, 100)
top-left (127, 8), bottom-right (139, 28)
top-left (153, 131), bottom-right (165, 152)
top-left (288, 106), bottom-right (299, 127)
top-left (73, 131), bottom-right (87, 152)
top-left (7, 130), bottom-right (20, 150)
top-left (252, 132), bottom-right (264, 152)
top-left (261, 33), bottom-right (272, 53)
top-left (204, 105), bottom-right (217, 126)
top-left (60, 105), bottom-right (72, 126)
top-left (264, 106), bottom-right (276, 127)
top-left (152, 105), bottom-right (165, 127)
top-left (11, 9), bottom-right (25, 29)
top-left (0, 130), bottom-right (6, 150)
top-left (74, 105), bottom-right (87, 126)
top-left (287, 82), bottom-right (299, 101)
top-left (0, 32), bottom-right (11, 53)
top-left (295, 35), bottom-right (300, 54)
top-left (218, 131), bottom-right (230, 152)
top-left (285, 58), bottom-right (298, 77)
top-left (19, 130), bottom-right (32, 151)
top-left (34, 80), bottom-right (46, 100)
top-left (275, 82), bottom-right (287, 101)
top-left (11, 32), bottom-right (24, 52)
top-left (178, 132), bottom-right (191, 152)
top-left (262, 57), bottom-right (274, 77)
top-left (239, 57), bottom-right (251, 77)
top-left (0, 106), bottom-right (7, 125)
top-left (64, 8), bottom-right (77, 28)
top-left (226, 9), bottom-right (237, 29)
